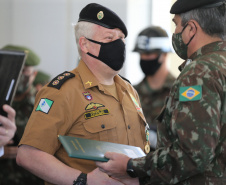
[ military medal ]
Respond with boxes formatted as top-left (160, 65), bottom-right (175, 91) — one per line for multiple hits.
top-left (145, 128), bottom-right (150, 154)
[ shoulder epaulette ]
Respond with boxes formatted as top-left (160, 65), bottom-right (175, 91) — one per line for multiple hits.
top-left (118, 74), bottom-right (131, 84)
top-left (48, 71), bottom-right (75, 90)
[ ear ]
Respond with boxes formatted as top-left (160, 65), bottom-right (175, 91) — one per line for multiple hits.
top-left (188, 20), bottom-right (198, 36)
top-left (79, 37), bottom-right (89, 53)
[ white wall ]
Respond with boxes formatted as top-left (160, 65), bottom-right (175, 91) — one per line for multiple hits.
top-left (0, 0), bottom-right (178, 84)
top-left (0, 0), bottom-right (129, 79)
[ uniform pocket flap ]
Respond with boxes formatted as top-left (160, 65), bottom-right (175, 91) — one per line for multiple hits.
top-left (83, 115), bottom-right (117, 133)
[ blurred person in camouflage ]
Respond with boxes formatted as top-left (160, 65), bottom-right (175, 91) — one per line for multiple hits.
top-left (96, 0), bottom-right (226, 184)
top-left (0, 45), bottom-right (44, 185)
top-left (33, 70), bottom-right (50, 93)
top-left (133, 26), bottom-right (175, 150)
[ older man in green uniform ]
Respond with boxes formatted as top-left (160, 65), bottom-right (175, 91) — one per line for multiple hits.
top-left (96, 0), bottom-right (226, 184)
top-left (0, 45), bottom-right (44, 185)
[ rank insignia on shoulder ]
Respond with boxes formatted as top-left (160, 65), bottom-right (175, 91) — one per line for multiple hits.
top-left (48, 71), bottom-right (75, 90)
top-left (36, 98), bottom-right (54, 114)
top-left (179, 85), bottom-right (202, 102)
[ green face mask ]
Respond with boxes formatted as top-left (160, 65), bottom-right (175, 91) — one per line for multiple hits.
top-left (172, 23), bottom-right (196, 60)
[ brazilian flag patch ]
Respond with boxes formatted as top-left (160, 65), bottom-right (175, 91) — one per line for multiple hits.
top-left (36, 98), bottom-right (54, 114)
top-left (179, 85), bottom-right (202, 102)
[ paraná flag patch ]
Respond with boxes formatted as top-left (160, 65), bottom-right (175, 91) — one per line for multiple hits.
top-left (36, 98), bottom-right (54, 114)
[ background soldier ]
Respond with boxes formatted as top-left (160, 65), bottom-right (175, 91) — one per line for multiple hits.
top-left (133, 26), bottom-right (175, 150)
top-left (33, 70), bottom-right (51, 93)
top-left (97, 0), bottom-right (226, 184)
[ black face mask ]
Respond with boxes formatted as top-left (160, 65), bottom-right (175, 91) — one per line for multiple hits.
top-left (140, 55), bottom-right (161, 76)
top-left (86, 38), bottom-right (126, 71)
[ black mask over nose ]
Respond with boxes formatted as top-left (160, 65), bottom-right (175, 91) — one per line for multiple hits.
top-left (86, 38), bottom-right (126, 71)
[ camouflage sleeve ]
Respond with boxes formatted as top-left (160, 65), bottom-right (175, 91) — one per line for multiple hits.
top-left (132, 61), bottom-right (223, 184)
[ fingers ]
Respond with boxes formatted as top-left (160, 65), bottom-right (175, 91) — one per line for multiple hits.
top-left (3, 104), bottom-right (16, 121)
top-left (0, 105), bottom-right (16, 131)
top-left (0, 105), bottom-right (16, 147)
top-left (104, 152), bottom-right (114, 159)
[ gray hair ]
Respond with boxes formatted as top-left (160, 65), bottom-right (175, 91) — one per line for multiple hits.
top-left (180, 4), bottom-right (226, 40)
top-left (74, 21), bottom-right (96, 56)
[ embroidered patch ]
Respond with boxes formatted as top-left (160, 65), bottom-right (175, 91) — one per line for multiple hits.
top-left (179, 85), bottom-right (202, 102)
top-left (57, 76), bottom-right (64, 80)
top-left (129, 93), bottom-right (142, 112)
top-left (48, 71), bottom-right (75, 90)
top-left (83, 91), bottom-right (93, 101)
top-left (84, 109), bottom-right (109, 119)
top-left (85, 102), bottom-right (105, 111)
top-left (52, 80), bottom-right (59, 85)
top-left (36, 98), bottom-right (54, 114)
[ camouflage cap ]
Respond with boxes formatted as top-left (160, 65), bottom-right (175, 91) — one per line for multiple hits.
top-left (78, 3), bottom-right (128, 37)
top-left (170, 0), bottom-right (225, 14)
top-left (33, 70), bottom-right (50, 86)
top-left (2, 45), bottom-right (40, 66)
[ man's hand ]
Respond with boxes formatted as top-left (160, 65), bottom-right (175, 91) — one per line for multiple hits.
top-left (96, 152), bottom-right (130, 179)
top-left (0, 105), bottom-right (16, 147)
top-left (87, 168), bottom-right (124, 185)
top-left (96, 152), bottom-right (139, 185)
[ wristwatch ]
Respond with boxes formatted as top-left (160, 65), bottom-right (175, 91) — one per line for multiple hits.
top-left (73, 173), bottom-right (87, 185)
top-left (126, 158), bottom-right (137, 178)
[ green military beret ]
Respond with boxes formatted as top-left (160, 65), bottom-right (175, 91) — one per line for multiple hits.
top-left (78, 3), bottom-right (128, 37)
top-left (170, 0), bottom-right (225, 14)
top-left (2, 45), bottom-right (40, 66)
top-left (33, 71), bottom-right (50, 86)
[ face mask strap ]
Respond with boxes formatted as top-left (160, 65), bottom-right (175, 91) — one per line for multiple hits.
top-left (87, 52), bottom-right (100, 59)
top-left (85, 37), bottom-right (102, 45)
top-left (185, 21), bottom-right (197, 46)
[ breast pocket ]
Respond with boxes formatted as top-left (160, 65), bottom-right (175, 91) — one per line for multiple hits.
top-left (82, 114), bottom-right (118, 143)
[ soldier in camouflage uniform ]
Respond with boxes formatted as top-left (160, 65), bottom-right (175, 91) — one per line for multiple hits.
top-left (0, 45), bottom-right (44, 185)
top-left (96, 0), bottom-right (226, 184)
top-left (33, 70), bottom-right (50, 93)
top-left (133, 26), bottom-right (175, 149)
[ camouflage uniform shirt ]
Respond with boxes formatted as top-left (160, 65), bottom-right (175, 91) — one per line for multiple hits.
top-left (132, 41), bottom-right (226, 185)
top-left (134, 74), bottom-right (175, 129)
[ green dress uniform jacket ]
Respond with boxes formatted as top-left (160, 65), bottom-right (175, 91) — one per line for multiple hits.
top-left (132, 41), bottom-right (226, 185)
